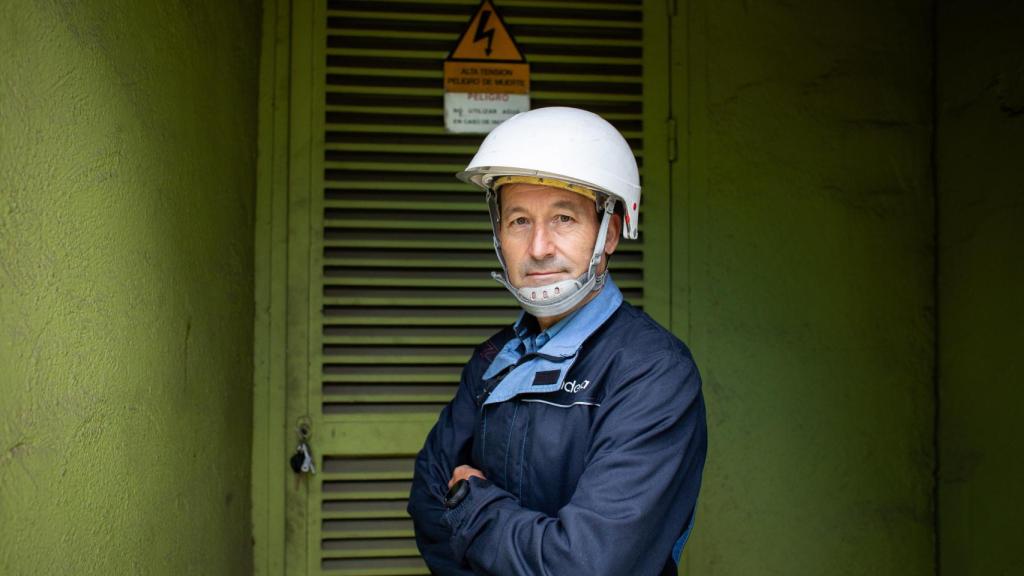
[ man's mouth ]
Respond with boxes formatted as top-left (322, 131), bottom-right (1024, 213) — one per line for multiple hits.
top-left (527, 270), bottom-right (565, 278)
top-left (522, 270), bottom-right (567, 285)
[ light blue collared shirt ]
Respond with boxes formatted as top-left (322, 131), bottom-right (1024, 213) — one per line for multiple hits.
top-left (511, 304), bottom-right (573, 355)
top-left (481, 276), bottom-right (623, 406)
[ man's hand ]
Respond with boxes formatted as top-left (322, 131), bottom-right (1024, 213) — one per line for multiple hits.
top-left (448, 465), bottom-right (486, 488)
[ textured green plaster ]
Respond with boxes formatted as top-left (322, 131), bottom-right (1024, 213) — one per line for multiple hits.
top-left (937, 1), bottom-right (1024, 574)
top-left (679, 1), bottom-right (936, 574)
top-left (0, 1), bottom-right (260, 574)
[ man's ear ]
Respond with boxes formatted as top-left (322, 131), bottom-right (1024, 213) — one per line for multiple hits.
top-left (604, 213), bottom-right (621, 256)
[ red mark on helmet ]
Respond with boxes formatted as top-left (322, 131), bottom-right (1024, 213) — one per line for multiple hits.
top-left (632, 202), bottom-right (637, 211)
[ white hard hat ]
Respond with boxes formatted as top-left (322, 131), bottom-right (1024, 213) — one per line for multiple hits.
top-left (457, 106), bottom-right (641, 240)
top-left (456, 107), bottom-right (640, 318)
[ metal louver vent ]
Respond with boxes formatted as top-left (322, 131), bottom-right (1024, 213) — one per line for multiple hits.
top-left (316, 0), bottom-right (644, 573)
top-left (320, 456), bottom-right (422, 572)
top-left (321, 0), bottom-right (645, 417)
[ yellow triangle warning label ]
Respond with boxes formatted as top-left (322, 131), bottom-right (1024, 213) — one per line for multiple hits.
top-left (447, 0), bottom-right (526, 62)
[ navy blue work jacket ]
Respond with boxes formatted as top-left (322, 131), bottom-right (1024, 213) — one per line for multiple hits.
top-left (408, 278), bottom-right (707, 575)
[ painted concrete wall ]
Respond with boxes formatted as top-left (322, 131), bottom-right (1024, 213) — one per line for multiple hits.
top-left (0, 1), bottom-right (260, 574)
top-left (679, 1), bottom-right (936, 574)
top-left (937, 1), bottom-right (1024, 574)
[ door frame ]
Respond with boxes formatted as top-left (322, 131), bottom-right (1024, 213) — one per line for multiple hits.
top-left (252, 0), bottom-right (296, 573)
top-left (251, 0), bottom-right (701, 573)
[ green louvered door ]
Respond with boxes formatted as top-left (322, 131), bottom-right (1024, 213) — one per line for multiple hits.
top-left (285, 0), bottom-right (669, 574)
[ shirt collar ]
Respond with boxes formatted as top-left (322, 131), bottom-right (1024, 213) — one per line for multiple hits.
top-left (512, 302), bottom-right (573, 350)
top-left (534, 276), bottom-right (622, 357)
top-left (484, 275), bottom-right (623, 381)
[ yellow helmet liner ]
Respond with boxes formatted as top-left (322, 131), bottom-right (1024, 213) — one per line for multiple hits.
top-left (492, 175), bottom-right (597, 202)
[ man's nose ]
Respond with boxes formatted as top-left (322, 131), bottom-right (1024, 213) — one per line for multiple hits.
top-left (528, 224), bottom-right (555, 260)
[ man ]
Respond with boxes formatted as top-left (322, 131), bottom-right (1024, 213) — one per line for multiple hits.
top-left (408, 107), bottom-right (707, 575)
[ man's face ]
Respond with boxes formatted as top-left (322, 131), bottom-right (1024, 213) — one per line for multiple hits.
top-left (497, 183), bottom-right (620, 289)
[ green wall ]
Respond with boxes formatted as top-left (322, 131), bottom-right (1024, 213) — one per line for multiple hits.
top-left (679, 1), bottom-right (936, 574)
top-left (937, 1), bottom-right (1024, 574)
top-left (0, 1), bottom-right (260, 574)
top-left (4, 0), bottom-right (1020, 573)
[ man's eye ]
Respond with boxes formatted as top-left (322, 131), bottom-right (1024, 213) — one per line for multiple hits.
top-left (556, 214), bottom-right (574, 224)
top-left (509, 217), bottom-right (528, 227)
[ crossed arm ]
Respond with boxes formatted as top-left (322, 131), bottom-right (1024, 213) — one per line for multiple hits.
top-left (408, 353), bottom-right (706, 576)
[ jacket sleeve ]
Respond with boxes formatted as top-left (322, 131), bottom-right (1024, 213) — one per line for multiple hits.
top-left (443, 351), bottom-right (707, 576)
top-left (407, 363), bottom-right (482, 575)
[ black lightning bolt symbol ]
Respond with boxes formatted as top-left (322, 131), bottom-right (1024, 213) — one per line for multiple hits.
top-left (474, 10), bottom-right (495, 56)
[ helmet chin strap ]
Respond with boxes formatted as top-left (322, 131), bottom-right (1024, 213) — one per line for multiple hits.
top-left (488, 191), bottom-right (616, 318)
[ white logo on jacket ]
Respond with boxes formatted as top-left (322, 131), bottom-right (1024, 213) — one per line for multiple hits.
top-left (562, 379), bottom-right (591, 394)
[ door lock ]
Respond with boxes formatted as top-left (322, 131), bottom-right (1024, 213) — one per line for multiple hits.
top-left (289, 423), bottom-right (316, 475)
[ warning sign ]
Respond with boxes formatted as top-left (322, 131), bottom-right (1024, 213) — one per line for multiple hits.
top-left (447, 1), bottom-right (526, 61)
top-left (444, 61), bottom-right (529, 94)
top-left (444, 0), bottom-right (530, 133)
